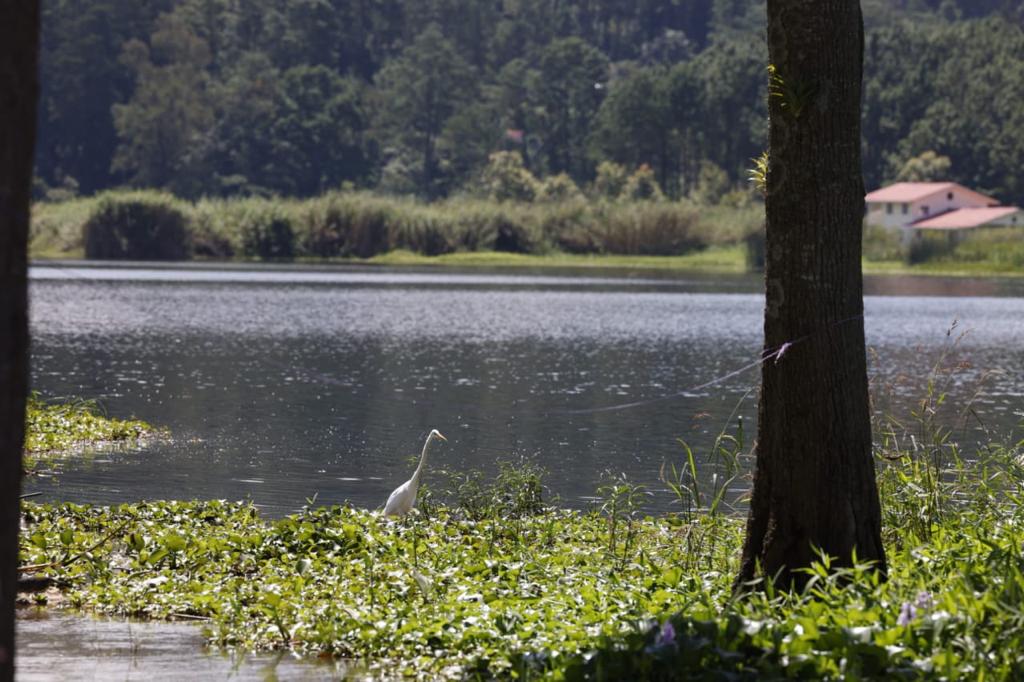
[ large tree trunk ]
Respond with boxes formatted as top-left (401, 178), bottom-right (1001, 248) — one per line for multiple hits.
top-left (736, 0), bottom-right (885, 590)
top-left (1, 3), bottom-right (40, 679)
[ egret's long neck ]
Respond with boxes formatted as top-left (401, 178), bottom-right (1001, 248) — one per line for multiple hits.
top-left (410, 436), bottom-right (432, 486)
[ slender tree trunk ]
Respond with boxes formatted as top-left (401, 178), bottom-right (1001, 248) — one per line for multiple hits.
top-left (736, 0), bottom-right (885, 591)
top-left (1, 3), bottom-right (40, 679)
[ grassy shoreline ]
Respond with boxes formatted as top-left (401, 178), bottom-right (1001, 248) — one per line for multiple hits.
top-left (29, 188), bottom-right (1022, 278)
top-left (373, 249), bottom-right (1024, 278)
top-left (31, 246), bottom-right (1024, 279)
top-left (30, 190), bottom-right (764, 264)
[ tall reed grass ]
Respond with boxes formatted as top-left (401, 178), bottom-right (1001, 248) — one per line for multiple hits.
top-left (82, 191), bottom-right (190, 260)
top-left (32, 190), bottom-right (764, 262)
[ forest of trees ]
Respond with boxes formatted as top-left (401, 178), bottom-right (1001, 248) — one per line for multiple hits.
top-left (33, 0), bottom-right (1024, 204)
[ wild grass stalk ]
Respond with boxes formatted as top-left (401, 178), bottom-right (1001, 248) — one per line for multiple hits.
top-left (597, 471), bottom-right (651, 567)
top-left (871, 325), bottom-right (1020, 547)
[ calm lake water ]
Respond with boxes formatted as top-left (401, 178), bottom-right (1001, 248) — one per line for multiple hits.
top-left (26, 261), bottom-right (1024, 516)
top-left (15, 610), bottom-right (349, 681)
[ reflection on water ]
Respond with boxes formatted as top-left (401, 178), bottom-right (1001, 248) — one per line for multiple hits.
top-left (26, 262), bottom-right (1024, 516)
top-left (15, 610), bottom-right (348, 680)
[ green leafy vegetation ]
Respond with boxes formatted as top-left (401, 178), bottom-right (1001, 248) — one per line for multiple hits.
top-left (24, 394), bottom-right (154, 468)
top-left (19, 422), bottom-right (1024, 679)
top-left (16, 443), bottom-right (1023, 679)
top-left (18, 496), bottom-right (742, 679)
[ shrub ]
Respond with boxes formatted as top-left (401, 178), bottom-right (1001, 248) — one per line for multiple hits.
top-left (905, 231), bottom-right (954, 264)
top-left (690, 160), bottom-right (731, 205)
top-left (244, 216), bottom-right (294, 260)
top-left (301, 194), bottom-right (358, 257)
top-left (554, 227), bottom-right (600, 253)
top-left (744, 228), bottom-right (766, 270)
top-left (946, 226), bottom-right (1024, 268)
top-left (536, 202), bottom-right (596, 253)
top-left (389, 208), bottom-right (454, 256)
top-left (480, 151), bottom-right (539, 202)
top-left (343, 200), bottom-right (393, 258)
top-left (237, 203), bottom-right (296, 260)
top-left (442, 203), bottom-right (495, 251)
top-left (601, 203), bottom-right (701, 255)
top-left (191, 200), bottom-right (237, 259)
top-left (299, 193), bottom-right (394, 258)
top-left (30, 196), bottom-right (98, 258)
top-left (862, 223), bottom-right (905, 262)
top-left (536, 173), bottom-right (584, 202)
top-left (490, 213), bottom-right (535, 253)
top-left (689, 201), bottom-right (765, 246)
top-left (621, 164), bottom-right (664, 202)
top-left (592, 161), bottom-right (629, 200)
top-left (83, 192), bottom-right (189, 260)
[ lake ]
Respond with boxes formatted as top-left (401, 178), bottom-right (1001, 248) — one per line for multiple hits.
top-left (26, 261), bottom-right (1024, 516)
top-left (15, 610), bottom-right (349, 681)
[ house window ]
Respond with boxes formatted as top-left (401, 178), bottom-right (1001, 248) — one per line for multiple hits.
top-left (901, 203), bottom-right (908, 214)
top-left (922, 205), bottom-right (930, 216)
top-left (886, 203), bottom-right (892, 214)
top-left (947, 192), bottom-right (953, 200)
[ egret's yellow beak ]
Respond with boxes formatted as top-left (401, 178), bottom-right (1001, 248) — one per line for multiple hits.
top-left (436, 431), bottom-right (448, 442)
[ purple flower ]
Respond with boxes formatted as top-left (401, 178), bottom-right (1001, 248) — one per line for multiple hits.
top-left (914, 591), bottom-right (934, 611)
top-left (897, 601), bottom-right (917, 626)
top-left (654, 621), bottom-right (677, 648)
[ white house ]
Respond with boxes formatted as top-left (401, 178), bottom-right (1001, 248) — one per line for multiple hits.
top-left (865, 182), bottom-right (1021, 238)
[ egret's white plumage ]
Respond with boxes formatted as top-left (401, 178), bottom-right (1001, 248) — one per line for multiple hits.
top-left (383, 429), bottom-right (446, 516)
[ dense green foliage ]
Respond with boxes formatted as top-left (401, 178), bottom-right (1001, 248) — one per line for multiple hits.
top-left (34, 1), bottom-right (1024, 205)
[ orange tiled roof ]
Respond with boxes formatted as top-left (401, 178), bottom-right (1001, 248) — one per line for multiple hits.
top-left (865, 182), bottom-right (962, 203)
top-left (913, 206), bottom-right (1020, 229)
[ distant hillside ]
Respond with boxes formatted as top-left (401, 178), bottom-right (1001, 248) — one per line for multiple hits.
top-left (34, 0), bottom-right (1024, 204)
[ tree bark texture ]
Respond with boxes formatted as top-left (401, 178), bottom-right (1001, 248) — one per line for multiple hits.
top-left (736, 0), bottom-right (886, 590)
top-left (1, 2), bottom-right (40, 679)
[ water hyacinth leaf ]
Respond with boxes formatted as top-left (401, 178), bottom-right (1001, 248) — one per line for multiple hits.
top-left (163, 534), bottom-right (187, 552)
top-left (128, 532), bottom-right (146, 551)
top-left (661, 566), bottom-right (682, 587)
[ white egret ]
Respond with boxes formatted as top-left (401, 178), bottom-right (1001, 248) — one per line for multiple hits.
top-left (383, 429), bottom-right (447, 517)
